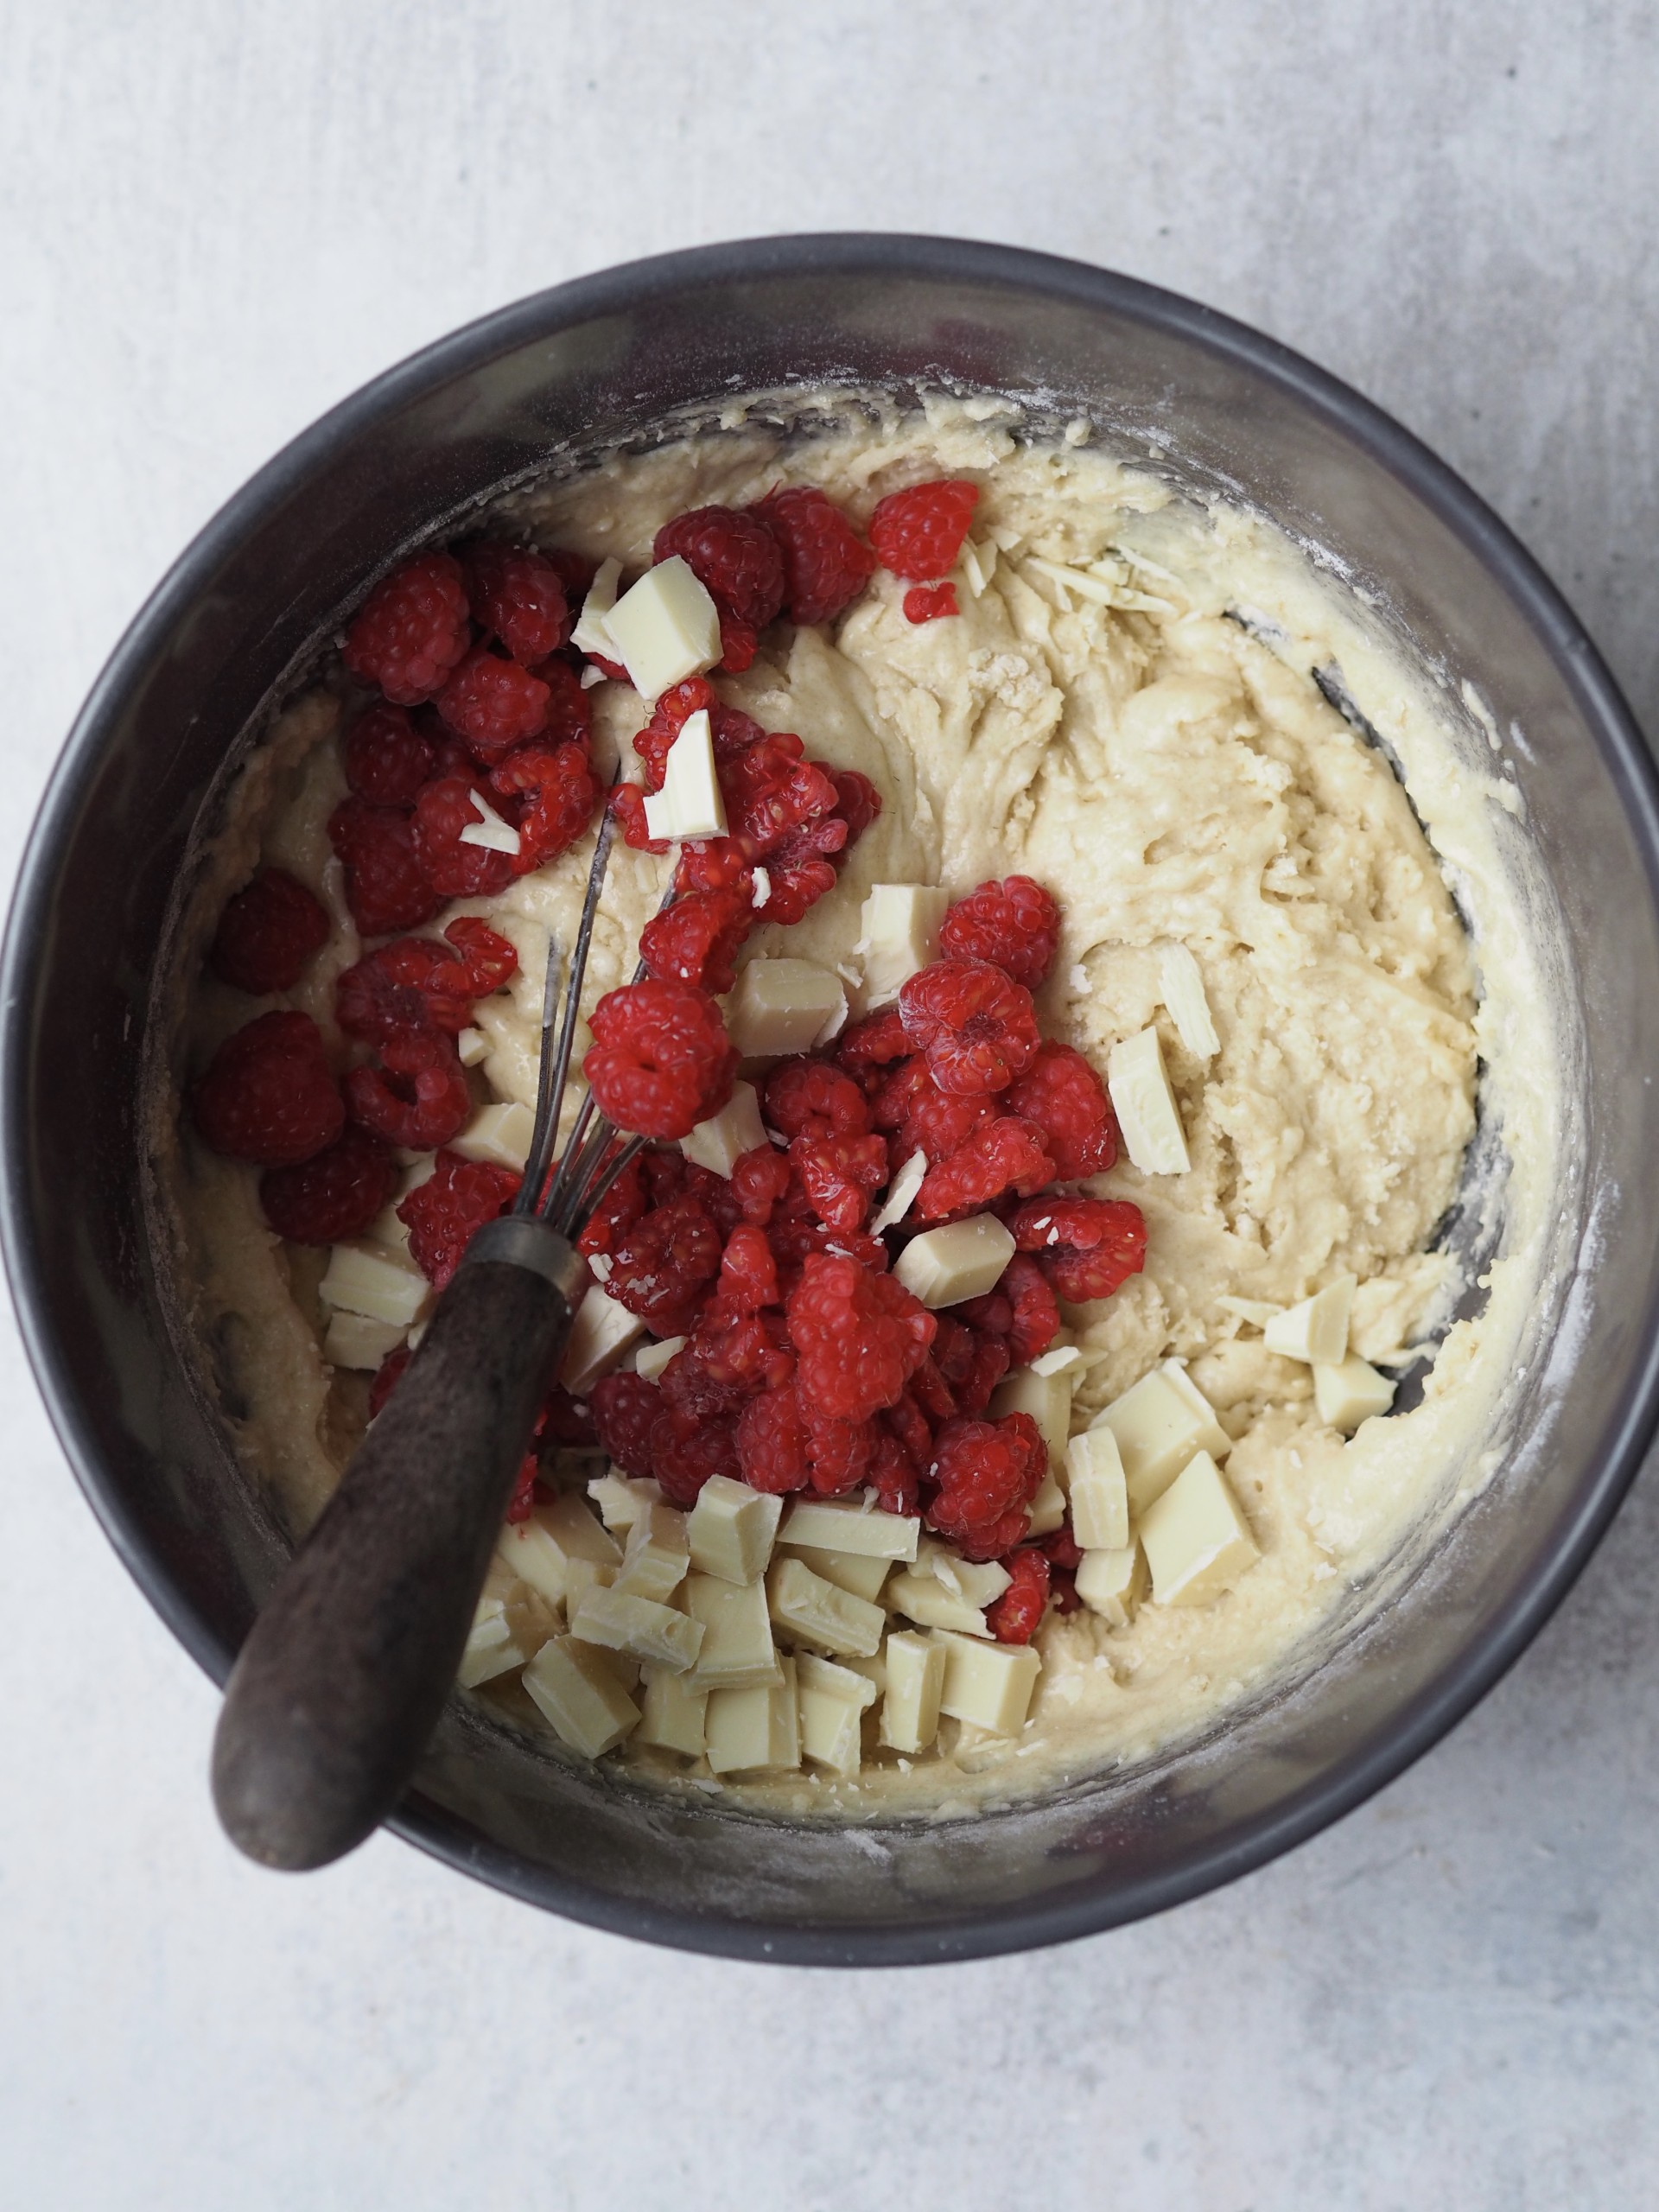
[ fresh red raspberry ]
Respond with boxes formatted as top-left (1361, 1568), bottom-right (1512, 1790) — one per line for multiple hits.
top-left (674, 836), bottom-right (754, 899)
top-left (716, 611), bottom-right (758, 671)
top-left (786, 1253), bottom-right (935, 1423)
top-left (1007, 1041), bottom-right (1118, 1179)
top-left (368, 1344), bottom-right (410, 1419)
top-left (869, 480), bottom-right (980, 582)
top-left (765, 804), bottom-right (849, 873)
top-left (639, 884), bottom-right (753, 995)
top-left (960, 1253), bottom-right (1061, 1366)
top-left (397, 1148), bottom-right (521, 1289)
top-left (1011, 1195), bottom-right (1147, 1302)
top-left (925, 1410), bottom-right (1048, 1561)
top-left (753, 486), bottom-right (877, 625)
top-left (914, 1116), bottom-right (1053, 1220)
top-left (903, 583), bottom-right (960, 625)
top-left (734, 1384), bottom-right (812, 1495)
top-left (899, 960), bottom-right (1041, 1096)
top-left (589, 1371), bottom-right (663, 1476)
top-left (584, 980), bottom-right (739, 1141)
top-left (489, 741), bottom-right (602, 874)
top-left (765, 1195), bottom-right (890, 1290)
top-left (504, 1454), bottom-right (540, 1525)
top-left (988, 1549), bottom-right (1051, 1644)
top-left (435, 647), bottom-right (550, 763)
top-left (830, 769), bottom-right (882, 847)
top-left (1040, 1524), bottom-right (1084, 1572)
top-left (441, 915), bottom-right (519, 997)
top-left (881, 1388), bottom-right (934, 1473)
top-left (209, 868), bottom-right (330, 996)
top-left (632, 678), bottom-right (728, 791)
top-left (883, 1067), bottom-right (1000, 1169)
top-left (328, 798), bottom-right (444, 938)
top-left (346, 1029), bottom-right (471, 1151)
top-left (790, 1132), bottom-right (889, 1233)
top-left (343, 550), bottom-right (472, 705)
top-left (836, 1006), bottom-right (912, 1071)
top-left (542, 548), bottom-right (599, 604)
top-left (193, 1011), bottom-right (345, 1166)
top-left (526, 656), bottom-right (595, 749)
top-left (721, 734), bottom-right (839, 858)
top-left (659, 1332), bottom-right (755, 1421)
top-left (611, 784), bottom-right (669, 855)
top-left (411, 775), bottom-right (518, 899)
top-left (869, 1428), bottom-right (920, 1515)
top-left (337, 918), bottom-right (518, 1043)
top-left (719, 1224), bottom-right (781, 1313)
top-left (461, 541), bottom-right (570, 665)
top-left (940, 876), bottom-right (1061, 991)
top-left (540, 1385), bottom-right (597, 1446)
top-left (607, 1194), bottom-right (723, 1332)
top-left (575, 1154), bottom-right (647, 1261)
top-left (765, 1058), bottom-right (872, 1141)
top-left (344, 701), bottom-right (438, 806)
top-left (651, 1414), bottom-right (740, 1506)
top-left (258, 1125), bottom-right (397, 1244)
top-left (654, 505), bottom-right (785, 631)
top-left (755, 857), bottom-right (839, 927)
top-left (730, 1143), bottom-right (794, 1225)
top-left (803, 1403), bottom-right (876, 1496)
top-left (930, 1314), bottom-right (1012, 1417)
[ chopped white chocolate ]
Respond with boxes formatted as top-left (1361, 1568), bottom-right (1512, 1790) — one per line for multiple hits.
top-left (958, 538), bottom-right (998, 597)
top-left (797, 1652), bottom-right (878, 1777)
top-left (612, 1501), bottom-right (690, 1604)
top-left (1091, 1358), bottom-right (1231, 1516)
top-left (322, 1310), bottom-right (407, 1372)
top-left (705, 1655), bottom-right (799, 1775)
top-left (632, 1334), bottom-right (685, 1383)
top-left (1027, 1468), bottom-right (1067, 1538)
top-left (320, 1241), bottom-right (431, 1329)
top-left (791, 1547), bottom-right (892, 1604)
top-left (1313, 1353), bottom-right (1396, 1433)
top-left (1217, 1295), bottom-right (1284, 1329)
top-left (880, 1631), bottom-right (946, 1753)
top-left (559, 1285), bottom-right (647, 1395)
top-left (680, 1079), bottom-right (767, 1177)
top-left (458, 1560), bottom-right (553, 1688)
top-left (868, 1147), bottom-right (929, 1236)
top-left (726, 957), bottom-right (846, 1057)
top-left (1066, 1425), bottom-right (1129, 1550)
top-left (569, 1584), bottom-right (704, 1673)
top-left (449, 1100), bottom-right (534, 1172)
top-left (1030, 1344), bottom-right (1084, 1377)
top-left (935, 1631), bottom-right (1041, 1735)
top-left (586, 1471), bottom-right (664, 1534)
top-left (1263, 1275), bottom-right (1357, 1366)
top-left (497, 1493), bottom-right (620, 1611)
top-left (1140, 1450), bottom-right (1261, 1606)
top-left (458, 787), bottom-right (522, 857)
top-left (813, 994), bottom-right (849, 1046)
top-left (989, 1364), bottom-right (1074, 1470)
top-left (456, 1025), bottom-right (490, 1068)
top-left (886, 1567), bottom-right (992, 1638)
top-left (569, 555), bottom-right (623, 659)
top-left (1108, 1024), bottom-right (1191, 1175)
top-left (750, 866), bottom-right (772, 909)
top-left (687, 1474), bottom-right (783, 1585)
top-left (365, 1201), bottom-right (415, 1258)
top-left (603, 556), bottom-right (721, 700)
top-left (636, 1662), bottom-right (709, 1758)
top-left (684, 1573), bottom-right (782, 1690)
top-left (922, 1545), bottom-right (1011, 1610)
top-left (561, 1554), bottom-right (615, 1624)
top-left (779, 1497), bottom-right (920, 1560)
top-left (522, 1635), bottom-right (640, 1758)
top-left (641, 708), bottom-right (728, 842)
top-left (766, 1556), bottom-right (885, 1658)
top-left (1159, 942), bottom-right (1220, 1059)
top-left (893, 1214), bottom-right (1017, 1308)
top-left (1074, 1541), bottom-right (1147, 1628)
top-left (857, 884), bottom-right (950, 1006)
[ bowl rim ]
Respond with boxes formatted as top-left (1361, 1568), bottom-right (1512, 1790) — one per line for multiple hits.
top-left (7, 231), bottom-right (1659, 1967)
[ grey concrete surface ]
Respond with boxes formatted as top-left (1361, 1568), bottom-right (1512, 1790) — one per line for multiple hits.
top-left (3, 3), bottom-right (1657, 2205)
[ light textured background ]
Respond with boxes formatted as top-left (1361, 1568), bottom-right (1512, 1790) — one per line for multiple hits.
top-left (4, 3), bottom-right (1658, 2206)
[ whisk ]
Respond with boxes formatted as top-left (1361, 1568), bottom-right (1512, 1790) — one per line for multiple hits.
top-left (213, 795), bottom-right (661, 1871)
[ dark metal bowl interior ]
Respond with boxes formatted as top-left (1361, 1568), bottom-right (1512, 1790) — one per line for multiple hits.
top-left (7, 236), bottom-right (1659, 1966)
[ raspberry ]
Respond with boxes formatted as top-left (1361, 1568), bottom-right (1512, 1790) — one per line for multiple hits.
top-left (328, 798), bottom-right (443, 938)
top-left (885, 1069), bottom-right (999, 1171)
top-left (1007, 1041), bottom-right (1118, 1179)
top-left (1040, 1524), bottom-right (1084, 1572)
top-left (337, 918), bottom-right (518, 1044)
top-left (654, 505), bottom-right (785, 631)
top-left (411, 776), bottom-right (518, 899)
top-left (505, 1455), bottom-right (540, 1524)
top-left (674, 836), bottom-right (753, 898)
top-left (730, 1143), bottom-right (794, 1225)
top-left (755, 856), bottom-right (838, 926)
top-left (719, 1224), bottom-right (780, 1313)
top-left (786, 1253), bottom-right (935, 1423)
top-left (576, 1153), bottom-right (647, 1259)
top-left (490, 741), bottom-right (602, 874)
top-left (765, 1058), bottom-right (872, 1141)
top-left (882, 1389), bottom-right (935, 1473)
top-left (899, 960), bottom-right (1041, 1096)
top-left (639, 885), bottom-right (752, 995)
top-left (869, 1429), bottom-right (920, 1515)
top-left (343, 550), bottom-right (472, 705)
top-left (930, 1314), bottom-right (1011, 1416)
top-left (589, 1371), bottom-right (663, 1477)
top-left (836, 1006), bottom-right (912, 1071)
top-left (830, 769), bottom-right (881, 847)
top-left (435, 647), bottom-right (550, 763)
top-left (940, 876), bottom-right (1061, 991)
top-left (734, 1385), bottom-right (812, 1495)
top-left (791, 1132), bottom-right (889, 1232)
top-left (988, 1549), bottom-right (1051, 1644)
top-left (527, 656), bottom-right (595, 749)
top-left (259, 1125), bottom-right (397, 1244)
top-left (344, 700), bottom-right (437, 806)
top-left (633, 678), bottom-right (730, 791)
top-left (903, 583), bottom-right (959, 624)
top-left (803, 1404), bottom-right (876, 1496)
top-left (716, 611), bottom-right (758, 671)
top-left (346, 1028), bottom-right (471, 1151)
top-left (718, 733), bottom-right (837, 859)
top-left (925, 1410), bottom-right (1047, 1562)
top-left (542, 549), bottom-right (599, 604)
top-left (651, 1414), bottom-right (739, 1506)
top-left (753, 486), bottom-right (877, 626)
top-left (539, 1386), bottom-right (596, 1447)
top-left (194, 1011), bottom-right (344, 1166)
top-left (995, 1254), bottom-right (1062, 1364)
top-left (607, 1195), bottom-right (723, 1332)
top-left (397, 1148), bottom-right (521, 1289)
top-left (461, 541), bottom-right (570, 664)
top-left (584, 980), bottom-right (739, 1141)
top-left (611, 785), bottom-right (669, 855)
top-left (1011, 1195), bottom-right (1147, 1302)
top-left (869, 480), bottom-right (979, 582)
top-left (914, 1116), bottom-right (1053, 1220)
top-left (368, 1345), bottom-right (410, 1419)
top-left (440, 915), bottom-right (520, 998)
top-left (210, 868), bottom-right (330, 996)
top-left (659, 1332), bottom-right (755, 1420)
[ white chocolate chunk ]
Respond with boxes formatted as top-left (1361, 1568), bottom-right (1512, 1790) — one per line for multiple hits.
top-left (449, 1100), bottom-right (534, 1172)
top-left (779, 1497), bottom-right (920, 1560)
top-left (935, 1631), bottom-right (1041, 1735)
top-left (1217, 1295), bottom-right (1284, 1329)
top-left (613, 1501), bottom-right (691, 1604)
top-left (1074, 1541), bottom-right (1147, 1628)
top-left (579, 663), bottom-right (605, 690)
top-left (561, 1554), bottom-right (616, 1624)
top-left (456, 1025), bottom-right (490, 1067)
top-left (1091, 1358), bottom-right (1231, 1516)
top-left (636, 1662), bottom-right (709, 1758)
top-left (684, 1573), bottom-right (782, 1690)
top-left (989, 1364), bottom-right (1074, 1471)
top-left (1263, 1275), bottom-right (1356, 1366)
top-left (790, 1547), bottom-right (892, 1603)
top-left (365, 1201), bottom-right (415, 1259)
top-left (868, 1147), bottom-right (928, 1236)
top-left (1107, 1025), bottom-right (1192, 1176)
top-left (559, 1285), bottom-right (647, 1395)
top-left (641, 707), bottom-right (728, 842)
top-left (879, 1631), bottom-right (947, 1752)
top-left (522, 1635), bottom-right (640, 1758)
top-left (958, 539), bottom-right (998, 597)
top-left (893, 1214), bottom-right (1017, 1308)
top-left (858, 884), bottom-right (950, 1007)
top-left (726, 957), bottom-right (846, 1057)
top-left (705, 1656), bottom-right (799, 1774)
top-left (750, 866), bottom-right (772, 909)
top-left (1140, 1451), bottom-right (1260, 1607)
top-left (569, 1584), bottom-right (704, 1674)
top-left (458, 787), bottom-right (522, 857)
top-left (1066, 1426), bottom-right (1130, 1550)
top-left (1159, 942), bottom-right (1220, 1059)
top-left (320, 1241), bottom-right (431, 1328)
top-left (886, 1568), bottom-right (991, 1638)
top-left (587, 1471), bottom-right (664, 1533)
top-left (1027, 1468), bottom-right (1067, 1537)
top-left (633, 1334), bottom-right (685, 1383)
top-left (680, 1080), bottom-right (766, 1177)
top-left (921, 1544), bottom-right (1010, 1609)
top-left (1030, 1344), bottom-right (1084, 1377)
top-left (687, 1475), bottom-right (782, 1586)
top-left (322, 1310), bottom-right (407, 1371)
top-left (766, 1556), bottom-right (885, 1658)
top-left (458, 1560), bottom-right (553, 1688)
top-left (497, 1493), bottom-right (620, 1611)
top-left (570, 556), bottom-right (623, 659)
top-left (603, 556), bottom-right (721, 700)
top-left (1313, 1353), bottom-right (1396, 1433)
top-left (797, 1652), bottom-right (878, 1777)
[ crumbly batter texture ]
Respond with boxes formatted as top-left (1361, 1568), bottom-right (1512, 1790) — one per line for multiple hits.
top-left (158, 395), bottom-right (1559, 1816)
